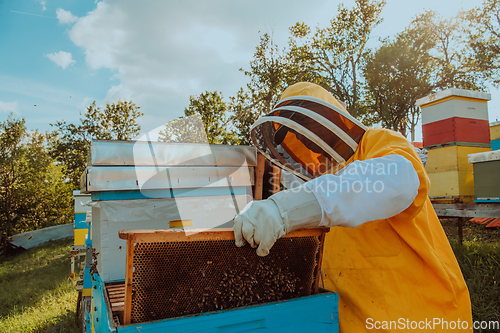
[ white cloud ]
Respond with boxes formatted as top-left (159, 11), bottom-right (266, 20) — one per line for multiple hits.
top-left (0, 101), bottom-right (18, 113)
top-left (45, 51), bottom-right (76, 69)
top-left (67, 0), bottom-right (329, 133)
top-left (63, 0), bottom-right (490, 139)
top-left (37, 0), bottom-right (47, 11)
top-left (56, 8), bottom-right (78, 25)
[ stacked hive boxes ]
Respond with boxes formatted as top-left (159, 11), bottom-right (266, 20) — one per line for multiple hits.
top-left (491, 120), bottom-right (500, 151)
top-left (80, 140), bottom-right (256, 282)
top-left (73, 190), bottom-right (91, 249)
top-left (416, 88), bottom-right (491, 203)
top-left (468, 150), bottom-right (500, 203)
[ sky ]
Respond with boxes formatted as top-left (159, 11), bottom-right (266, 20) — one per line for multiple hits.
top-left (1, 0), bottom-right (498, 142)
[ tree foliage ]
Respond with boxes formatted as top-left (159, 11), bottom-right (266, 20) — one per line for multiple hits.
top-left (231, 0), bottom-right (385, 143)
top-left (364, 30), bottom-right (434, 139)
top-left (0, 114), bottom-right (72, 253)
top-left (363, 5), bottom-right (500, 139)
top-left (232, 33), bottom-right (294, 145)
top-left (287, 0), bottom-right (385, 117)
top-left (51, 100), bottom-right (143, 187)
top-left (168, 0), bottom-right (500, 146)
top-left (159, 91), bottom-right (239, 145)
top-left (465, 0), bottom-right (500, 87)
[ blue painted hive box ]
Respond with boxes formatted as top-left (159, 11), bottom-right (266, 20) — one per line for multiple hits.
top-left (90, 228), bottom-right (338, 332)
top-left (92, 274), bottom-right (338, 333)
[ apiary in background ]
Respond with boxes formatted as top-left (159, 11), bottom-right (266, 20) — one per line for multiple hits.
top-left (468, 150), bottom-right (500, 203)
top-left (491, 120), bottom-right (500, 151)
top-left (417, 89), bottom-right (492, 203)
top-left (81, 140), bottom-right (256, 282)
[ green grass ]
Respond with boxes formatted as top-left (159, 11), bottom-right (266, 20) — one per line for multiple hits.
top-left (0, 239), bottom-right (80, 333)
top-left (442, 218), bottom-right (500, 244)
top-left (451, 240), bottom-right (500, 332)
top-left (0, 223), bottom-right (498, 332)
top-left (442, 219), bottom-right (500, 332)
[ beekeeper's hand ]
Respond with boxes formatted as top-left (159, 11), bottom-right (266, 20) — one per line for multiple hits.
top-left (233, 199), bottom-right (285, 256)
top-left (233, 185), bottom-right (322, 256)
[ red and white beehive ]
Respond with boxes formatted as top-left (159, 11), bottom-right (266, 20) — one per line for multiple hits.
top-left (416, 88), bottom-right (492, 203)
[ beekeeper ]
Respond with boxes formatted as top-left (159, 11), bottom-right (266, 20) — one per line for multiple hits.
top-left (233, 82), bottom-right (472, 331)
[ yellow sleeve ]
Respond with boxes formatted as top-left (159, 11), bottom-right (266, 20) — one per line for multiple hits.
top-left (353, 127), bottom-right (430, 221)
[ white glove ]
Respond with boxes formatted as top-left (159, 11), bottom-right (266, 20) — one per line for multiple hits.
top-left (233, 184), bottom-right (322, 256)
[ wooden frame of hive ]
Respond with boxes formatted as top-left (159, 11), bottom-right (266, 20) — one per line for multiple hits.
top-left (118, 227), bottom-right (328, 325)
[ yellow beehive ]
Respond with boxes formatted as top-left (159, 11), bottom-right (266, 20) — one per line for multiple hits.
top-left (491, 121), bottom-right (500, 151)
top-left (425, 145), bottom-right (490, 203)
top-left (491, 121), bottom-right (500, 141)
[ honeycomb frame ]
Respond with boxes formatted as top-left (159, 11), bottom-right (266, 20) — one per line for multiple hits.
top-left (119, 228), bottom-right (328, 325)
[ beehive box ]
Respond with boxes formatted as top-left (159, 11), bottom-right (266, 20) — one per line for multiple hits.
top-left (468, 150), bottom-right (500, 202)
top-left (118, 228), bottom-right (329, 325)
top-left (417, 88), bottom-right (491, 148)
top-left (425, 145), bottom-right (490, 202)
top-left (422, 117), bottom-right (490, 147)
top-left (91, 194), bottom-right (251, 282)
top-left (91, 274), bottom-right (339, 333)
top-left (491, 121), bottom-right (500, 151)
top-left (418, 89), bottom-right (490, 125)
top-left (73, 190), bottom-right (91, 247)
top-left (81, 140), bottom-right (257, 282)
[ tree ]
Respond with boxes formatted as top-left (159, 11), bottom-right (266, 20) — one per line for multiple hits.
top-left (364, 30), bottom-right (434, 139)
top-left (410, 11), bottom-right (486, 91)
top-left (159, 91), bottom-right (239, 144)
top-left (228, 88), bottom-right (254, 145)
top-left (0, 114), bottom-right (72, 253)
top-left (231, 33), bottom-right (293, 145)
top-left (464, 0), bottom-right (500, 87)
top-left (51, 100), bottom-right (143, 187)
top-left (0, 115), bottom-right (27, 251)
top-left (241, 33), bottom-right (291, 116)
top-left (363, 6), bottom-right (500, 139)
top-left (287, 0), bottom-right (386, 118)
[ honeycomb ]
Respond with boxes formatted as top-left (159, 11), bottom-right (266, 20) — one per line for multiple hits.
top-left (129, 235), bottom-right (323, 323)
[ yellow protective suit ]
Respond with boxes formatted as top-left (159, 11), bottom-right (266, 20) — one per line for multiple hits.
top-left (322, 127), bottom-right (473, 332)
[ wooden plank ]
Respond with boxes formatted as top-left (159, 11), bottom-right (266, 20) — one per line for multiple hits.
top-left (254, 153), bottom-right (266, 200)
top-left (271, 164), bottom-right (281, 195)
top-left (314, 232), bottom-right (327, 295)
top-left (113, 305), bottom-right (125, 312)
top-left (111, 299), bottom-right (125, 305)
top-left (119, 228), bottom-right (328, 243)
top-left (108, 288), bottom-right (125, 298)
top-left (123, 236), bottom-right (135, 325)
top-left (109, 294), bottom-right (124, 300)
top-left (107, 283), bottom-right (125, 288)
top-left (433, 203), bottom-right (500, 218)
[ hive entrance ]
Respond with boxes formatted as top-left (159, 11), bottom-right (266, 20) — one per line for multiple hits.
top-left (119, 228), bottom-right (327, 325)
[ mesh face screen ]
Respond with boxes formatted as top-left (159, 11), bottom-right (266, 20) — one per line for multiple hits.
top-left (130, 236), bottom-right (322, 323)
